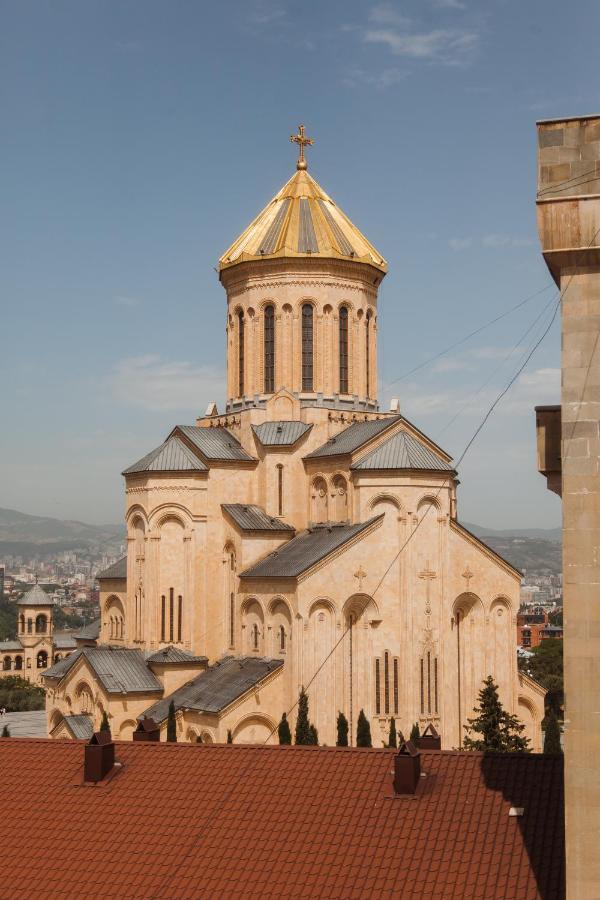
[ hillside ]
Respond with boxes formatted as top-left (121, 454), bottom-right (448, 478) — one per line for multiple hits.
top-left (462, 522), bottom-right (561, 575)
top-left (0, 507), bottom-right (124, 559)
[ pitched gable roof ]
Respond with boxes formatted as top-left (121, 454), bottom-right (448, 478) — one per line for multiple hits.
top-left (141, 656), bottom-right (283, 723)
top-left (97, 558), bottom-right (127, 580)
top-left (43, 647), bottom-right (162, 694)
top-left (351, 430), bottom-right (454, 472)
top-left (62, 715), bottom-right (94, 740)
top-left (174, 425), bottom-right (256, 462)
top-left (252, 421), bottom-right (312, 447)
top-left (146, 646), bottom-right (207, 665)
top-left (122, 436), bottom-right (207, 475)
top-left (222, 504), bottom-right (295, 534)
top-left (240, 517), bottom-right (382, 579)
top-left (305, 415), bottom-right (401, 459)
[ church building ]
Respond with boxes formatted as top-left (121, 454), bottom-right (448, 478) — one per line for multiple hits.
top-left (43, 127), bottom-right (545, 748)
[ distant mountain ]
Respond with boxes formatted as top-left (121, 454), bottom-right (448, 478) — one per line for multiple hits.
top-left (0, 507), bottom-right (123, 544)
top-left (462, 522), bottom-right (562, 575)
top-left (463, 522), bottom-right (561, 542)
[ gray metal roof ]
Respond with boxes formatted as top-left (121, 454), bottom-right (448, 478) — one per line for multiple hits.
top-left (0, 640), bottom-right (23, 651)
top-left (305, 416), bottom-right (401, 459)
top-left (43, 646), bottom-right (162, 694)
top-left (97, 558), bottom-right (127, 580)
top-left (140, 656), bottom-right (283, 724)
top-left (174, 425), bottom-right (256, 462)
top-left (63, 714), bottom-right (94, 740)
top-left (252, 421), bottom-right (313, 447)
top-left (146, 646), bottom-right (208, 665)
top-left (53, 632), bottom-right (78, 650)
top-left (17, 584), bottom-right (53, 607)
top-left (122, 435), bottom-right (207, 475)
top-left (351, 430), bottom-right (454, 472)
top-left (222, 504), bottom-right (295, 533)
top-left (75, 618), bottom-right (101, 641)
top-left (241, 516), bottom-right (383, 579)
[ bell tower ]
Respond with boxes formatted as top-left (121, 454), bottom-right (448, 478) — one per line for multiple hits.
top-left (218, 127), bottom-right (387, 416)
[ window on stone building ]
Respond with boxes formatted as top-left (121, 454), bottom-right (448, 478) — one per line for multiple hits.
top-left (27, 618), bottom-right (32, 634)
top-left (230, 592), bottom-right (235, 648)
top-left (178, 595), bottom-right (183, 643)
top-left (3, 656), bottom-right (11, 671)
top-left (169, 588), bottom-right (174, 643)
top-left (384, 651), bottom-right (390, 714)
top-left (339, 306), bottom-right (349, 394)
top-left (279, 624), bottom-right (286, 652)
top-left (252, 623), bottom-right (259, 651)
top-left (37, 650), bottom-right (48, 669)
top-left (15, 656), bottom-right (22, 671)
top-left (161, 595), bottom-right (166, 642)
top-left (302, 303), bottom-right (313, 391)
top-left (375, 657), bottom-right (381, 714)
top-left (365, 311), bottom-right (372, 397)
top-left (237, 310), bottom-right (245, 397)
top-left (277, 464), bottom-right (284, 516)
top-left (35, 614), bottom-right (47, 634)
top-left (264, 304), bottom-right (275, 393)
top-left (420, 651), bottom-right (438, 716)
top-left (19, 615), bottom-right (24, 633)
top-left (393, 657), bottom-right (399, 715)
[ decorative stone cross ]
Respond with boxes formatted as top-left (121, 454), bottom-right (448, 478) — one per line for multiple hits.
top-left (290, 124), bottom-right (314, 170)
top-left (418, 561), bottom-right (437, 620)
top-left (462, 567), bottom-right (474, 588)
top-left (354, 566), bottom-right (367, 591)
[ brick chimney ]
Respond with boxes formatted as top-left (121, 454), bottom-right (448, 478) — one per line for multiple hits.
top-left (417, 724), bottom-right (441, 751)
top-left (394, 741), bottom-right (421, 795)
top-left (133, 717), bottom-right (161, 742)
top-left (84, 731), bottom-right (115, 783)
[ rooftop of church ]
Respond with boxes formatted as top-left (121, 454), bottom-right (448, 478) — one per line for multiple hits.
top-left (0, 738), bottom-right (564, 898)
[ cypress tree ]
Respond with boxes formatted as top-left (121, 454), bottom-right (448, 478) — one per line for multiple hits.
top-left (100, 711), bottom-right (110, 733)
top-left (1, 725), bottom-right (9, 738)
top-left (409, 722), bottom-right (420, 743)
top-left (278, 712), bottom-right (292, 745)
top-left (309, 724), bottom-right (319, 746)
top-left (387, 717), bottom-right (397, 748)
top-left (166, 700), bottom-right (177, 743)
top-left (336, 711), bottom-right (349, 747)
top-left (543, 709), bottom-right (562, 754)
top-left (294, 688), bottom-right (313, 745)
top-left (227, 729), bottom-right (233, 744)
top-left (463, 676), bottom-right (530, 752)
top-left (356, 709), bottom-right (372, 747)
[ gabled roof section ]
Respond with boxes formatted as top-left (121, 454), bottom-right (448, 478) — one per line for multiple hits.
top-left (75, 618), bottom-right (101, 641)
top-left (241, 516), bottom-right (383, 579)
top-left (252, 421), bottom-right (312, 447)
top-left (97, 558), bottom-right (126, 580)
top-left (53, 632), bottom-right (78, 650)
top-left (62, 715), bottom-right (93, 740)
top-left (0, 640), bottom-right (23, 651)
top-left (141, 656), bottom-right (283, 723)
top-left (43, 647), bottom-right (162, 694)
top-left (219, 169), bottom-right (387, 273)
top-left (122, 436), bottom-right (207, 476)
top-left (222, 504), bottom-right (295, 534)
top-left (17, 584), bottom-right (52, 607)
top-left (173, 425), bottom-right (256, 462)
top-left (352, 430), bottom-right (454, 472)
top-left (146, 646), bottom-right (208, 666)
top-left (305, 416), bottom-right (401, 460)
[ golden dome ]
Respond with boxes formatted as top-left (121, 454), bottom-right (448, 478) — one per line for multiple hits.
top-left (219, 168), bottom-right (387, 273)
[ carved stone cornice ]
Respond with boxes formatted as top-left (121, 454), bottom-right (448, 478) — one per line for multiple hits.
top-left (227, 278), bottom-right (377, 301)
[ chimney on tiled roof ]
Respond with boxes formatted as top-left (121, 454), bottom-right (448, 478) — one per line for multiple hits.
top-left (417, 723), bottom-right (441, 751)
top-left (84, 731), bottom-right (115, 783)
top-left (133, 718), bottom-right (160, 742)
top-left (394, 741), bottom-right (421, 795)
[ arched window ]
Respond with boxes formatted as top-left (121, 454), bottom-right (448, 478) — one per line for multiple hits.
top-left (14, 656), bottom-right (22, 671)
top-left (27, 618), bottom-right (32, 634)
top-left (252, 623), bottom-right (259, 650)
top-left (365, 311), bottom-right (372, 397)
top-left (311, 477), bottom-right (328, 524)
top-left (37, 650), bottom-right (48, 669)
top-left (277, 464), bottom-right (284, 516)
top-left (54, 654), bottom-right (62, 663)
top-left (332, 475), bottom-right (348, 522)
top-left (19, 615), bottom-right (24, 633)
top-left (339, 306), bottom-right (349, 394)
top-left (35, 614), bottom-right (47, 634)
top-left (237, 310), bottom-right (245, 397)
top-left (2, 656), bottom-right (11, 671)
top-left (302, 303), bottom-right (313, 391)
top-left (264, 304), bottom-right (275, 393)
top-left (279, 625), bottom-right (286, 652)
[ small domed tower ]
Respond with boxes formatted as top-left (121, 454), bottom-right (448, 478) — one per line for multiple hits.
top-left (218, 125), bottom-right (387, 415)
top-left (17, 582), bottom-right (54, 683)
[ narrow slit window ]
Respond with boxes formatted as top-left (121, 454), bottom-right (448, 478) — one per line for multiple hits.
top-left (384, 651), bottom-right (390, 715)
top-left (302, 303), bottom-right (313, 391)
top-left (375, 658), bottom-right (381, 714)
top-left (434, 657), bottom-right (439, 714)
top-left (279, 625), bottom-right (286, 652)
top-left (161, 596), bottom-right (165, 642)
top-left (169, 588), bottom-right (174, 643)
top-left (230, 592), bottom-right (235, 648)
top-left (264, 304), bottom-right (275, 393)
top-left (237, 310), bottom-right (245, 397)
top-left (420, 658), bottom-right (424, 715)
top-left (427, 651), bottom-right (432, 714)
top-left (365, 311), bottom-right (371, 397)
top-left (339, 306), bottom-right (349, 394)
top-left (393, 658), bottom-right (399, 715)
top-left (277, 464), bottom-right (283, 516)
top-left (177, 595), bottom-right (182, 642)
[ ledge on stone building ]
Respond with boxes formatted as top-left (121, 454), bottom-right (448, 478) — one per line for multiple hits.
top-left (535, 405), bottom-right (562, 497)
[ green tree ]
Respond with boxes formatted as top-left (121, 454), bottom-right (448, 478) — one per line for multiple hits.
top-left (463, 676), bottom-right (530, 752)
top-left (356, 709), bottom-right (372, 747)
top-left (387, 717), bottom-right (397, 749)
top-left (100, 711), bottom-right (110, 733)
top-left (543, 709), bottom-right (562, 754)
top-left (521, 638), bottom-right (563, 716)
top-left (1, 724), bottom-right (10, 738)
top-left (309, 724), bottom-right (319, 746)
top-left (227, 729), bottom-right (233, 744)
top-left (294, 688), bottom-right (313, 745)
top-left (409, 722), bottom-right (420, 743)
top-left (278, 712), bottom-right (292, 745)
top-left (0, 676), bottom-right (45, 712)
top-left (166, 700), bottom-right (177, 743)
top-left (336, 711), bottom-right (349, 747)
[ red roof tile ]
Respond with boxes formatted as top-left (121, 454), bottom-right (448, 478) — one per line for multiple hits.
top-left (0, 741), bottom-right (563, 899)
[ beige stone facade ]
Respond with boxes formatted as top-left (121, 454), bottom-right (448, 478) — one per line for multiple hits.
top-left (44, 157), bottom-right (544, 750)
top-left (536, 114), bottom-right (600, 900)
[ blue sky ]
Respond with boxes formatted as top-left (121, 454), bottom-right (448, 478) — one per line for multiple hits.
top-left (1, 0), bottom-right (595, 527)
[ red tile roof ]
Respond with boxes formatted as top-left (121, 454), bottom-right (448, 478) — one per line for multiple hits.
top-left (0, 740), bottom-right (564, 899)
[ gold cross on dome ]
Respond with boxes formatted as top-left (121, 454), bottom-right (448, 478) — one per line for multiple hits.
top-left (290, 124), bottom-right (314, 171)
top-left (354, 566), bottom-right (367, 591)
